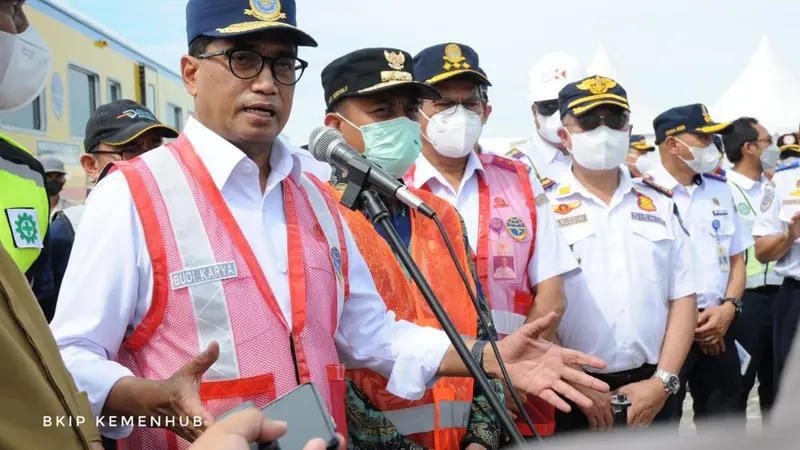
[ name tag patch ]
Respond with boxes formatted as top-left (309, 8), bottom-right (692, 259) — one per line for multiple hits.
top-left (557, 214), bottom-right (587, 228)
top-left (712, 209), bottom-right (729, 216)
top-left (631, 212), bottom-right (666, 227)
top-left (171, 262), bottom-right (238, 290)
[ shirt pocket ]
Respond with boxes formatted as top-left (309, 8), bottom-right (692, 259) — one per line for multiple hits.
top-left (630, 215), bottom-right (674, 281)
top-left (706, 215), bottom-right (736, 254)
top-left (555, 214), bottom-right (594, 267)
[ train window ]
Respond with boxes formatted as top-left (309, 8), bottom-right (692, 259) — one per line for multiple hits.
top-left (167, 104), bottom-right (183, 130)
top-left (146, 84), bottom-right (157, 117)
top-left (68, 66), bottom-right (99, 138)
top-left (0, 95), bottom-right (45, 131)
top-left (108, 80), bottom-right (122, 102)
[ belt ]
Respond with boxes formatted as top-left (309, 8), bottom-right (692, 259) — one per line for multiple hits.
top-left (591, 364), bottom-right (657, 391)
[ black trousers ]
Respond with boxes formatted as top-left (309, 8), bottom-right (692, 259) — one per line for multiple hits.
top-left (674, 326), bottom-right (744, 430)
top-left (554, 364), bottom-right (679, 433)
top-left (774, 278), bottom-right (800, 393)
top-left (731, 286), bottom-right (777, 413)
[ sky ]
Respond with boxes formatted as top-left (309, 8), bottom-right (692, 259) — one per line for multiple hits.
top-left (57, 0), bottom-right (800, 146)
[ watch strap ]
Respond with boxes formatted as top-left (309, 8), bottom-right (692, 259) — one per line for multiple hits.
top-left (471, 340), bottom-right (488, 372)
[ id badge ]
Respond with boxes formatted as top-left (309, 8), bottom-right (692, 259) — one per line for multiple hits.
top-left (491, 240), bottom-right (517, 280)
top-left (717, 244), bottom-right (730, 272)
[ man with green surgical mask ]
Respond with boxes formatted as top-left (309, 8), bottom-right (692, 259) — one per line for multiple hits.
top-left (320, 47), bottom-right (506, 450)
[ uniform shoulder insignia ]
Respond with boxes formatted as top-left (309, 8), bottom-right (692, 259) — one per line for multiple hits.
top-left (702, 172), bottom-right (727, 182)
top-left (541, 177), bottom-right (555, 190)
top-left (776, 160), bottom-right (800, 173)
top-left (505, 147), bottom-right (526, 161)
top-left (640, 175), bottom-right (674, 198)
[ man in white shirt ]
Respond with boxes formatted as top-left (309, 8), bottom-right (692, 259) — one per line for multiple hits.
top-left (646, 104), bottom-right (752, 429)
top-left (49, 2), bottom-right (609, 447)
top-left (494, 52), bottom-right (584, 185)
top-left (547, 75), bottom-right (697, 433)
top-left (722, 117), bottom-right (781, 415)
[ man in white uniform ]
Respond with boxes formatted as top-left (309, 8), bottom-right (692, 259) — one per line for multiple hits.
top-left (547, 75), bottom-right (697, 433)
top-left (646, 104), bottom-right (752, 429)
top-left (49, 1), bottom-right (609, 447)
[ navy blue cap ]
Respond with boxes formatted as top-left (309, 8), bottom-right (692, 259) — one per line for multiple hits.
top-left (558, 75), bottom-right (629, 117)
top-left (186, 0), bottom-right (317, 47)
top-left (630, 135), bottom-right (654, 152)
top-left (413, 43), bottom-right (491, 86)
top-left (778, 132), bottom-right (800, 152)
top-left (321, 48), bottom-right (440, 109)
top-left (653, 104), bottom-right (732, 145)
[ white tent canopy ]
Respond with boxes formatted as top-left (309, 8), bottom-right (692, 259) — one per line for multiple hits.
top-left (711, 37), bottom-right (800, 134)
top-left (587, 44), bottom-right (658, 139)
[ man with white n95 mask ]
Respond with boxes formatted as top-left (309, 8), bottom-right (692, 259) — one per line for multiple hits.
top-left (645, 104), bottom-right (752, 429)
top-left (547, 75), bottom-right (698, 433)
top-left (404, 42), bottom-right (581, 439)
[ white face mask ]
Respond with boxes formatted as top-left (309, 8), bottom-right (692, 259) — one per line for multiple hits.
top-left (676, 138), bottom-right (721, 174)
top-left (566, 126), bottom-right (630, 171)
top-left (760, 143), bottom-right (780, 170)
top-left (0, 26), bottom-right (52, 112)
top-left (537, 112), bottom-right (563, 145)
top-left (423, 105), bottom-right (483, 159)
top-left (635, 151), bottom-right (661, 176)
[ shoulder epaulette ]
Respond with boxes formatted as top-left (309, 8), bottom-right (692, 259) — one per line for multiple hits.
top-left (714, 167), bottom-right (727, 177)
top-left (776, 160), bottom-right (800, 173)
top-left (541, 177), bottom-right (555, 190)
top-left (640, 175), bottom-right (674, 198)
top-left (702, 172), bottom-right (727, 182)
top-left (505, 147), bottom-right (526, 161)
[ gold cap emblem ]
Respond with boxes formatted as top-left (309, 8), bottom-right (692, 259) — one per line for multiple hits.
top-left (443, 44), bottom-right (469, 71)
top-left (384, 51), bottom-right (406, 71)
top-left (245, 0), bottom-right (287, 22)
top-left (576, 76), bottom-right (617, 95)
top-left (701, 105), bottom-right (712, 123)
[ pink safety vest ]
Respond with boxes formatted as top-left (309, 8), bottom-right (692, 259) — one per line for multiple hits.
top-left (112, 135), bottom-right (350, 450)
top-left (406, 154), bottom-right (554, 437)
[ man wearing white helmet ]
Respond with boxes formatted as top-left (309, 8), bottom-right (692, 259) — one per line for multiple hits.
top-left (500, 52), bottom-right (585, 188)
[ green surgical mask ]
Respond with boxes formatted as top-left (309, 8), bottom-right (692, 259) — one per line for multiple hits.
top-left (338, 115), bottom-right (422, 179)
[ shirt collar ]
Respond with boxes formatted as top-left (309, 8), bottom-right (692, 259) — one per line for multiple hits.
top-left (412, 151), bottom-right (486, 191)
top-left (555, 166), bottom-right (635, 200)
top-left (530, 132), bottom-right (562, 163)
top-left (648, 165), bottom-right (681, 191)
top-left (183, 116), bottom-right (302, 191)
top-left (726, 169), bottom-right (764, 191)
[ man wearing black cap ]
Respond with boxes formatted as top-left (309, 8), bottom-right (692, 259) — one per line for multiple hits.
top-left (50, 3), bottom-right (608, 448)
top-left (646, 104), bottom-right (751, 428)
top-left (405, 42), bottom-right (581, 440)
top-left (319, 47), bottom-right (503, 450)
top-left (546, 75), bottom-right (697, 433)
top-left (626, 135), bottom-right (659, 178)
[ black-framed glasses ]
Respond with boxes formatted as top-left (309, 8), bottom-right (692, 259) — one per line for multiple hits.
top-left (751, 136), bottom-right (773, 146)
top-left (424, 98), bottom-right (483, 116)
top-left (576, 113), bottom-right (630, 131)
top-left (534, 100), bottom-right (559, 117)
top-left (196, 49), bottom-right (308, 85)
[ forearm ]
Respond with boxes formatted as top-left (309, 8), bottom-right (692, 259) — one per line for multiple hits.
top-left (657, 295), bottom-right (697, 373)
top-left (103, 376), bottom-right (164, 418)
top-left (724, 253), bottom-right (746, 300)
top-left (526, 276), bottom-right (565, 340)
top-left (755, 232), bottom-right (794, 263)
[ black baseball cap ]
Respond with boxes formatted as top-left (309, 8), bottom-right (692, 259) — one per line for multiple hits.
top-left (558, 75), bottom-right (630, 118)
top-left (413, 43), bottom-right (491, 87)
top-left (84, 100), bottom-right (179, 153)
top-left (652, 104), bottom-right (732, 145)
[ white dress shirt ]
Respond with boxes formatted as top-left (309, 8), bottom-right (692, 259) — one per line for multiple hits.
top-left (488, 133), bottom-right (571, 182)
top-left (411, 151), bottom-right (579, 287)
top-left (726, 169), bottom-right (783, 286)
top-left (50, 118), bottom-right (451, 437)
top-left (752, 163), bottom-right (800, 280)
top-left (648, 166), bottom-right (753, 309)
top-left (548, 168), bottom-right (698, 373)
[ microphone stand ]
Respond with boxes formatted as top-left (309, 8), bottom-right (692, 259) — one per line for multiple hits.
top-left (339, 159), bottom-right (526, 447)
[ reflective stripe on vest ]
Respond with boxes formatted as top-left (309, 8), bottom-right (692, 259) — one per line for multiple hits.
top-left (382, 400), bottom-right (472, 436)
top-left (729, 179), bottom-right (781, 288)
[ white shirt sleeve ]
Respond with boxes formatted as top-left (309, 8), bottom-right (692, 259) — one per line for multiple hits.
top-left (753, 184), bottom-right (784, 236)
top-left (526, 174), bottom-right (580, 285)
top-left (50, 172), bottom-right (144, 439)
top-left (668, 203), bottom-right (699, 301)
top-left (729, 195), bottom-right (755, 256)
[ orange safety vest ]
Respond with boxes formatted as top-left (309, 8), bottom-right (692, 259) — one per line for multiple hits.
top-left (326, 185), bottom-right (478, 450)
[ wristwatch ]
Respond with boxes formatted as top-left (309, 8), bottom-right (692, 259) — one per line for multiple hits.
top-left (653, 369), bottom-right (680, 395)
top-left (471, 340), bottom-right (488, 372)
top-left (722, 297), bottom-right (743, 319)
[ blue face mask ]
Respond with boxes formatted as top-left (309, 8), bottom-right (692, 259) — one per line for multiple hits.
top-left (338, 115), bottom-right (422, 179)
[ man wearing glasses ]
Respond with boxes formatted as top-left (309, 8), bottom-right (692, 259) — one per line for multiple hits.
top-left (404, 42), bottom-right (580, 440)
top-left (646, 104), bottom-right (751, 429)
top-left (545, 76), bottom-right (698, 432)
top-left (50, 2), bottom-right (611, 448)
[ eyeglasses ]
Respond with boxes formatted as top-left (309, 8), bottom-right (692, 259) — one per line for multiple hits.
top-left (196, 49), bottom-right (308, 85)
top-left (425, 99), bottom-right (483, 116)
top-left (752, 137), bottom-right (773, 146)
top-left (534, 100), bottom-right (559, 117)
top-left (575, 113), bottom-right (630, 131)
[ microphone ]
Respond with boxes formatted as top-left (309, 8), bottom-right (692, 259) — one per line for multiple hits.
top-left (309, 126), bottom-right (435, 218)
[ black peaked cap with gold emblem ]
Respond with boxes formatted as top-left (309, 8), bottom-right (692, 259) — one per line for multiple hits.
top-left (558, 75), bottom-right (630, 118)
top-left (413, 43), bottom-right (492, 86)
top-left (653, 104), bottom-right (732, 145)
top-left (321, 48), bottom-right (441, 110)
top-left (186, 0), bottom-right (317, 47)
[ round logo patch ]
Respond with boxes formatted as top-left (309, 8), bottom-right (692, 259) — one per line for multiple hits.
top-left (505, 217), bottom-right (527, 241)
top-left (737, 202), bottom-right (751, 216)
top-left (494, 197), bottom-right (508, 208)
top-left (490, 217), bottom-right (504, 233)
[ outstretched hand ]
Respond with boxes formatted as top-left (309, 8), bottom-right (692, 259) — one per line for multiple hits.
top-left (495, 312), bottom-right (609, 412)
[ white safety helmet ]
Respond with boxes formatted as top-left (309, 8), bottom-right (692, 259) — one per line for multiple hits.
top-left (527, 52), bottom-right (585, 103)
